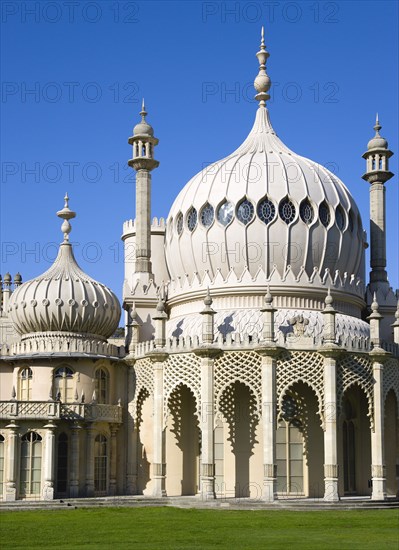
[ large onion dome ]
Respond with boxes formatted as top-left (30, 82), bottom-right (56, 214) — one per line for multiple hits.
top-left (165, 28), bottom-right (366, 310)
top-left (8, 196), bottom-right (121, 341)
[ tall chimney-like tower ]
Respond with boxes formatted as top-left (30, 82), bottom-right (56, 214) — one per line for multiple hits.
top-left (362, 115), bottom-right (394, 285)
top-left (128, 100), bottom-right (159, 276)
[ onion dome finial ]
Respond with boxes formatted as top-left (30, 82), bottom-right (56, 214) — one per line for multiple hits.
top-left (254, 26), bottom-right (271, 107)
top-left (56, 193), bottom-right (76, 242)
top-left (133, 98), bottom-right (154, 136)
top-left (367, 114), bottom-right (388, 150)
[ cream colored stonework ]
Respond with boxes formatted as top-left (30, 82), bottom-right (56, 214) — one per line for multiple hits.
top-left (0, 30), bottom-right (398, 503)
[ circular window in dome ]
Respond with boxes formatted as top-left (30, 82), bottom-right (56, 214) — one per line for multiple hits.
top-left (257, 197), bottom-right (275, 225)
top-left (217, 201), bottom-right (234, 226)
top-left (348, 210), bottom-right (354, 232)
top-left (279, 197), bottom-right (296, 224)
top-left (237, 199), bottom-right (254, 225)
top-left (319, 201), bottom-right (331, 227)
top-left (200, 203), bottom-right (214, 227)
top-left (335, 205), bottom-right (345, 230)
top-left (186, 207), bottom-right (198, 232)
top-left (299, 199), bottom-right (314, 225)
top-left (176, 212), bottom-right (183, 235)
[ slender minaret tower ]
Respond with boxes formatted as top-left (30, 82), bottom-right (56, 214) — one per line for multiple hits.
top-left (128, 100), bottom-right (159, 277)
top-left (362, 115), bottom-right (394, 286)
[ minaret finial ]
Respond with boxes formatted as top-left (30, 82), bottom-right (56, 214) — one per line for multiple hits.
top-left (140, 98), bottom-right (147, 120)
top-left (56, 193), bottom-right (76, 243)
top-left (374, 113), bottom-right (381, 135)
top-left (254, 26), bottom-right (271, 107)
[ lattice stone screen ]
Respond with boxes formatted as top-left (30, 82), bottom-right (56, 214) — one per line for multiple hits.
top-left (337, 354), bottom-right (373, 426)
top-left (276, 351), bottom-right (324, 425)
top-left (163, 353), bottom-right (201, 425)
top-left (215, 351), bottom-right (262, 417)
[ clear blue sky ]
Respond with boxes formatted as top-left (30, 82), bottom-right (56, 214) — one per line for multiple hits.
top-left (1, 0), bottom-right (398, 312)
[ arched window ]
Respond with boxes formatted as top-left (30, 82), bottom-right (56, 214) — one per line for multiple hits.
top-left (0, 435), bottom-right (4, 498)
top-left (276, 396), bottom-right (304, 495)
top-left (56, 433), bottom-right (68, 495)
top-left (299, 199), bottom-right (314, 225)
top-left (236, 199), bottom-right (255, 225)
top-left (19, 368), bottom-right (32, 401)
top-left (217, 201), bottom-right (234, 226)
top-left (200, 203), bottom-right (215, 227)
top-left (319, 201), bottom-right (331, 227)
top-left (335, 205), bottom-right (346, 231)
top-left (94, 434), bottom-right (108, 494)
top-left (186, 207), bottom-right (198, 232)
top-left (257, 197), bottom-right (276, 225)
top-left (176, 212), bottom-right (183, 235)
top-left (54, 366), bottom-right (74, 402)
top-left (279, 197), bottom-right (296, 225)
top-left (20, 432), bottom-right (42, 497)
top-left (95, 368), bottom-right (109, 404)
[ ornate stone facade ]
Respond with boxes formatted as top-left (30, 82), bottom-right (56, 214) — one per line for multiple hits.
top-left (0, 29), bottom-right (398, 503)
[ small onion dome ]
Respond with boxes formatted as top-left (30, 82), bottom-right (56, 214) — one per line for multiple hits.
top-left (133, 99), bottom-right (154, 136)
top-left (8, 196), bottom-right (121, 340)
top-left (14, 272), bottom-right (22, 283)
top-left (367, 116), bottom-right (388, 150)
top-left (4, 272), bottom-right (11, 283)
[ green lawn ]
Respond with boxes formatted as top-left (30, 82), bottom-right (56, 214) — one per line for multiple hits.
top-left (1, 507), bottom-right (398, 549)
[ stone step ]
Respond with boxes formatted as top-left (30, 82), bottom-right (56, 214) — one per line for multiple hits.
top-left (1, 495), bottom-right (398, 512)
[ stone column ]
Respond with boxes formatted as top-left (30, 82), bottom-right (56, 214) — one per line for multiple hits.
top-left (320, 352), bottom-right (340, 501)
top-left (200, 357), bottom-right (215, 500)
top-left (368, 296), bottom-right (388, 500)
top-left (195, 290), bottom-right (219, 499)
top-left (196, 351), bottom-right (219, 500)
top-left (150, 352), bottom-right (168, 497)
top-left (319, 289), bottom-right (340, 501)
top-left (256, 288), bottom-right (281, 502)
top-left (109, 425), bottom-right (119, 495)
top-left (69, 422), bottom-right (81, 497)
top-left (126, 365), bottom-right (137, 494)
top-left (5, 422), bottom-right (19, 501)
top-left (370, 351), bottom-right (388, 500)
top-left (85, 425), bottom-right (95, 497)
top-left (260, 352), bottom-right (278, 502)
top-left (42, 422), bottom-right (57, 500)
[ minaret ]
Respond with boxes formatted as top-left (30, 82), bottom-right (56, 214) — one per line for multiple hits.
top-left (128, 100), bottom-right (159, 276)
top-left (362, 115), bottom-right (394, 286)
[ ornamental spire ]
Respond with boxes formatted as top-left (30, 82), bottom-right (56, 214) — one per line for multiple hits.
top-left (254, 26), bottom-right (271, 107)
top-left (374, 113), bottom-right (381, 135)
top-left (56, 193), bottom-right (76, 243)
top-left (140, 98), bottom-right (147, 121)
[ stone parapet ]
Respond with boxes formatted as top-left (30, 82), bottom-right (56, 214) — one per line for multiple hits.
top-left (0, 401), bottom-right (123, 423)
